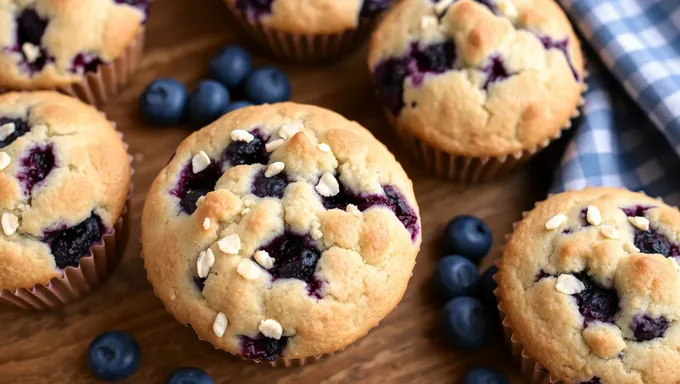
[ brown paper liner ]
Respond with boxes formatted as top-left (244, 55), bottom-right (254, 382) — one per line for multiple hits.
top-left (0, 122), bottom-right (134, 310)
top-left (388, 108), bottom-right (577, 183)
top-left (225, 2), bottom-right (373, 62)
top-left (55, 28), bottom-right (146, 107)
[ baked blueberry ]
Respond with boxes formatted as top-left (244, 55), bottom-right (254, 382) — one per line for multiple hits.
top-left (581, 379), bottom-right (600, 384)
top-left (240, 334), bottom-right (288, 361)
top-left (321, 182), bottom-right (420, 242)
top-left (140, 78), bottom-right (188, 125)
top-left (209, 46), bottom-right (253, 89)
top-left (633, 228), bottom-right (680, 258)
top-left (414, 41), bottom-right (456, 75)
top-left (482, 56), bottom-right (511, 89)
top-left (630, 314), bottom-right (669, 342)
top-left (244, 67), bottom-right (291, 105)
top-left (372, 41), bottom-right (455, 115)
top-left (372, 56), bottom-right (410, 115)
top-left (16, 144), bottom-right (56, 195)
top-left (14, 8), bottom-right (52, 74)
top-left (88, 331), bottom-right (140, 382)
top-left (193, 276), bottom-right (207, 291)
top-left (223, 129), bottom-right (269, 166)
top-left (434, 256), bottom-right (479, 300)
top-left (442, 216), bottom-right (492, 263)
top-left (573, 272), bottom-right (619, 325)
top-left (0, 118), bottom-right (31, 148)
top-left (622, 205), bottom-right (652, 217)
top-left (463, 367), bottom-right (509, 384)
top-left (441, 297), bottom-right (491, 350)
top-left (43, 214), bottom-right (103, 269)
top-left (259, 232), bottom-right (323, 297)
top-left (166, 367), bottom-right (214, 384)
top-left (171, 161), bottom-right (222, 215)
top-left (251, 170), bottom-right (289, 198)
top-left (70, 52), bottom-right (104, 75)
top-left (188, 80), bottom-right (230, 128)
top-left (225, 100), bottom-right (254, 114)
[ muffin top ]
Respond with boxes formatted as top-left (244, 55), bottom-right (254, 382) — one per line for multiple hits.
top-left (368, 0), bottom-right (585, 158)
top-left (141, 103), bottom-right (421, 361)
top-left (0, 92), bottom-right (131, 290)
top-left (229, 0), bottom-right (392, 34)
top-left (0, 0), bottom-right (149, 90)
top-left (498, 187), bottom-right (680, 384)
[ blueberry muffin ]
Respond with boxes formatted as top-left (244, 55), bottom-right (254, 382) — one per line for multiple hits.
top-left (368, 0), bottom-right (585, 182)
top-left (0, 0), bottom-right (150, 105)
top-left (0, 92), bottom-right (131, 309)
top-left (497, 187), bottom-right (680, 384)
top-left (141, 103), bottom-right (421, 365)
top-left (225, 0), bottom-right (393, 61)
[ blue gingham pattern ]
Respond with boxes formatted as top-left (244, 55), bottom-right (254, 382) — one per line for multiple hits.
top-left (551, 0), bottom-right (680, 204)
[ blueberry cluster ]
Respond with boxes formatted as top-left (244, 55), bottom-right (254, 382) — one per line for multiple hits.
top-left (139, 45), bottom-right (291, 129)
top-left (434, 215), bottom-right (508, 384)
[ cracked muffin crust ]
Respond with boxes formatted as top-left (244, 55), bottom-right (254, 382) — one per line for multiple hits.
top-left (141, 103), bottom-right (421, 362)
top-left (228, 0), bottom-right (392, 35)
top-left (0, 92), bottom-right (131, 290)
top-left (497, 188), bottom-right (680, 384)
top-left (368, 0), bottom-right (585, 159)
top-left (0, 0), bottom-right (149, 90)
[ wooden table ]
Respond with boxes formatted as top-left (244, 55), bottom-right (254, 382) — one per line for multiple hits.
top-left (0, 0), bottom-right (563, 382)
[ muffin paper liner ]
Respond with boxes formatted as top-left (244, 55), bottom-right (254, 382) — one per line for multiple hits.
top-left (56, 28), bottom-right (146, 107)
top-left (0, 125), bottom-right (133, 310)
top-left (493, 201), bottom-right (568, 384)
top-left (387, 75), bottom-right (588, 184)
top-left (225, 2), bottom-right (373, 62)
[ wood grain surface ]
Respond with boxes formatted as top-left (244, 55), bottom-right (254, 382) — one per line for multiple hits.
top-left (0, 0), bottom-right (562, 382)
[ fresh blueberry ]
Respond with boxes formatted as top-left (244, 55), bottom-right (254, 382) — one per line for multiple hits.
top-left (442, 215), bottom-right (492, 263)
top-left (139, 78), bottom-right (188, 125)
top-left (88, 331), bottom-right (140, 382)
top-left (463, 367), bottom-right (509, 384)
top-left (478, 265), bottom-right (498, 306)
top-left (434, 256), bottom-right (478, 300)
top-left (244, 67), bottom-right (291, 104)
top-left (225, 100), bottom-right (254, 114)
top-left (441, 297), bottom-right (491, 350)
top-left (209, 45), bottom-right (253, 89)
top-left (166, 367), bottom-right (214, 384)
top-left (188, 80), bottom-right (230, 128)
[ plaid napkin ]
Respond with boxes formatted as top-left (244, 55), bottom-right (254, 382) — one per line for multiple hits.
top-left (550, 0), bottom-right (680, 204)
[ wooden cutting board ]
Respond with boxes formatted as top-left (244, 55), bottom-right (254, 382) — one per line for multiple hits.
top-left (0, 0), bottom-right (557, 382)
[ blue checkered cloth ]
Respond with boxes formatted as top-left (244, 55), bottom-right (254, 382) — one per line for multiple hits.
top-left (550, 0), bottom-right (680, 204)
